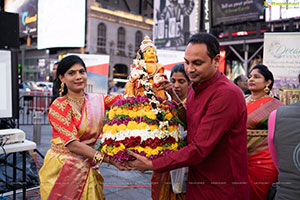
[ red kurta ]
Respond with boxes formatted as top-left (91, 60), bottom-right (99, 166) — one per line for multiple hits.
top-left (153, 71), bottom-right (249, 200)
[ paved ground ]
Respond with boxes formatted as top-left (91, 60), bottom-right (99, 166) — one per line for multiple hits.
top-left (2, 124), bottom-right (152, 200)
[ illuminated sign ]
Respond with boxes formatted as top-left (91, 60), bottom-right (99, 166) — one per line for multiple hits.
top-left (22, 12), bottom-right (37, 26)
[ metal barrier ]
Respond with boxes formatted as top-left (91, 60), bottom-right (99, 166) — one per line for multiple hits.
top-left (19, 95), bottom-right (52, 125)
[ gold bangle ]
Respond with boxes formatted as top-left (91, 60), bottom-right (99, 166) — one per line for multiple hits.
top-left (93, 151), bottom-right (104, 165)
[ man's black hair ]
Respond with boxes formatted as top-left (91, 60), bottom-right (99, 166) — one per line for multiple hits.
top-left (188, 32), bottom-right (220, 60)
top-left (233, 75), bottom-right (243, 85)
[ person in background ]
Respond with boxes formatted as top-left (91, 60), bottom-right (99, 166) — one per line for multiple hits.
top-left (152, 63), bottom-right (190, 200)
top-left (50, 61), bottom-right (60, 104)
top-left (126, 32), bottom-right (249, 200)
top-left (39, 55), bottom-right (125, 199)
top-left (268, 102), bottom-right (300, 200)
top-left (245, 64), bottom-right (284, 200)
top-left (234, 75), bottom-right (250, 96)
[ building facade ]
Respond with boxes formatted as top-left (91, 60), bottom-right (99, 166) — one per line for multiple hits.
top-left (86, 0), bottom-right (153, 87)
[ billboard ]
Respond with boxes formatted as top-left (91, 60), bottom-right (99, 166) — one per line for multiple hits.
top-left (37, 0), bottom-right (86, 49)
top-left (4, 0), bottom-right (37, 38)
top-left (263, 33), bottom-right (300, 91)
top-left (265, 0), bottom-right (300, 21)
top-left (153, 0), bottom-right (199, 49)
top-left (212, 0), bottom-right (264, 26)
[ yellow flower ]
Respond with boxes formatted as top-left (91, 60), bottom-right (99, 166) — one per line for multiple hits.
top-left (101, 144), bottom-right (107, 153)
top-left (165, 112), bottom-right (173, 121)
top-left (117, 124), bottom-right (127, 132)
top-left (112, 144), bottom-right (125, 155)
top-left (129, 111), bottom-right (137, 118)
top-left (168, 125), bottom-right (178, 132)
top-left (108, 110), bottom-right (115, 120)
top-left (138, 122), bottom-right (147, 130)
top-left (171, 143), bottom-right (178, 151)
top-left (151, 148), bottom-right (159, 155)
top-left (103, 124), bottom-right (109, 133)
top-left (146, 111), bottom-right (156, 120)
top-left (111, 124), bottom-right (118, 134)
top-left (127, 121), bottom-right (138, 130)
top-left (116, 108), bottom-right (123, 116)
top-left (149, 125), bottom-right (158, 131)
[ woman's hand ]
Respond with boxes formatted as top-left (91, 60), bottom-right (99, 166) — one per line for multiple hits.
top-left (157, 79), bottom-right (181, 103)
top-left (126, 151), bottom-right (153, 173)
top-left (157, 79), bottom-right (173, 94)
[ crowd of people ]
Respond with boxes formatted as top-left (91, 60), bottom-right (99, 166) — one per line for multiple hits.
top-left (39, 32), bottom-right (299, 200)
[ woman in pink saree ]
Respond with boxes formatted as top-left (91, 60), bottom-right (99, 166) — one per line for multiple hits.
top-left (39, 55), bottom-right (123, 199)
top-left (246, 65), bottom-right (284, 200)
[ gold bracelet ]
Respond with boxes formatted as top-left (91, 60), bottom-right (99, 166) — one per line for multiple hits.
top-left (93, 151), bottom-right (104, 165)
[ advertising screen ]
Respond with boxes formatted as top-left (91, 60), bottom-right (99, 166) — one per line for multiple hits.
top-left (37, 0), bottom-right (86, 49)
top-left (265, 0), bottom-right (300, 21)
top-left (153, 0), bottom-right (199, 49)
top-left (212, 0), bottom-right (264, 26)
top-left (5, 0), bottom-right (37, 38)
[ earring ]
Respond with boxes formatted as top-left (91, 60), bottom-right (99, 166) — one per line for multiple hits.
top-left (59, 82), bottom-right (64, 96)
top-left (264, 85), bottom-right (270, 93)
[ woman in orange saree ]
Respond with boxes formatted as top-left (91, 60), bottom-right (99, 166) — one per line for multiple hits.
top-left (151, 64), bottom-right (189, 200)
top-left (246, 65), bottom-right (284, 200)
top-left (39, 55), bottom-right (123, 200)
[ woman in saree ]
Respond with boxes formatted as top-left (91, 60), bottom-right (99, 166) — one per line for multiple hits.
top-left (151, 64), bottom-right (190, 200)
top-left (39, 55), bottom-right (124, 200)
top-left (246, 65), bottom-right (284, 200)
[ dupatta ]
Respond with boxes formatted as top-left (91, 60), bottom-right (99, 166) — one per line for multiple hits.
top-left (48, 93), bottom-right (105, 200)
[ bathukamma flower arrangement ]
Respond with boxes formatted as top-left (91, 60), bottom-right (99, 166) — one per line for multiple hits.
top-left (98, 35), bottom-right (184, 162)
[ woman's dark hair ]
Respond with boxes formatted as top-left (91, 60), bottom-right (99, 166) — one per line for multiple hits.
top-left (250, 64), bottom-right (274, 94)
top-left (170, 64), bottom-right (190, 83)
top-left (51, 55), bottom-right (86, 104)
top-left (188, 32), bottom-right (220, 60)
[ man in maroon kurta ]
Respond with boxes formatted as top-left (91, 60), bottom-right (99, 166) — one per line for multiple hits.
top-left (128, 33), bottom-right (249, 199)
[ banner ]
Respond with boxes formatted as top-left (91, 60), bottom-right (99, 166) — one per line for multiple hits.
top-left (265, 0), bottom-right (300, 22)
top-left (263, 33), bottom-right (300, 91)
top-left (157, 49), bottom-right (185, 78)
top-left (153, 0), bottom-right (198, 49)
top-left (212, 0), bottom-right (264, 26)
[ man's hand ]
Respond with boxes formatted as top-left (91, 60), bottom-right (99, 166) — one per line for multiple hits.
top-left (126, 151), bottom-right (153, 173)
top-left (109, 160), bottom-right (130, 171)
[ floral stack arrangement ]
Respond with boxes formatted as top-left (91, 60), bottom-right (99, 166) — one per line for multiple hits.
top-left (99, 35), bottom-right (184, 162)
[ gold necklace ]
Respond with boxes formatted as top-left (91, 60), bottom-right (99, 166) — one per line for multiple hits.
top-left (247, 94), bottom-right (269, 104)
top-left (66, 94), bottom-right (85, 107)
